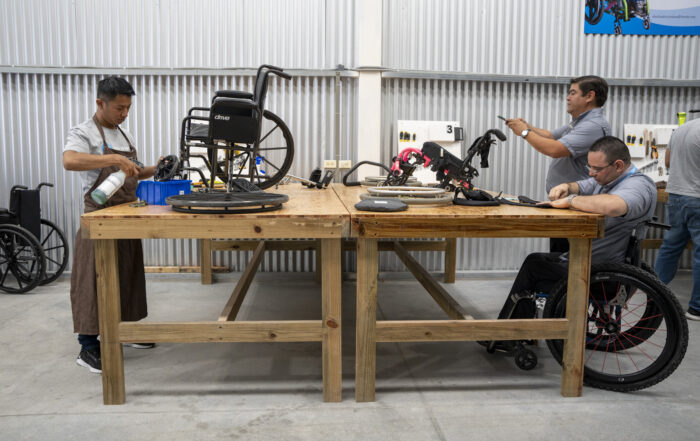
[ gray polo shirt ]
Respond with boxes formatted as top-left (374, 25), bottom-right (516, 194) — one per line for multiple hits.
top-left (666, 118), bottom-right (700, 199)
top-left (546, 107), bottom-right (611, 193)
top-left (567, 166), bottom-right (657, 264)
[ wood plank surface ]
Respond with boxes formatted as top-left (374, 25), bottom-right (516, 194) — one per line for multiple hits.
top-left (81, 184), bottom-right (350, 240)
top-left (392, 241), bottom-right (473, 320)
top-left (376, 319), bottom-right (568, 342)
top-left (218, 241), bottom-right (266, 321)
top-left (119, 321), bottom-right (323, 342)
top-left (321, 239), bottom-right (342, 402)
top-left (355, 237), bottom-right (378, 402)
top-left (94, 239), bottom-right (125, 405)
top-left (561, 238), bottom-right (593, 397)
top-left (200, 239), bottom-right (213, 285)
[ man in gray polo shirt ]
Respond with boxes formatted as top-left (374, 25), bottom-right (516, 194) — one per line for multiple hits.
top-left (654, 117), bottom-right (700, 320)
top-left (497, 136), bottom-right (656, 318)
top-left (506, 75), bottom-right (611, 252)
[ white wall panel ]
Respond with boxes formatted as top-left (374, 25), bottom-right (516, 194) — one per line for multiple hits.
top-left (383, 0), bottom-right (700, 80)
top-left (0, 0), bottom-right (355, 70)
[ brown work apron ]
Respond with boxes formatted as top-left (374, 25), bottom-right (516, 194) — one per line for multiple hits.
top-left (70, 116), bottom-right (147, 334)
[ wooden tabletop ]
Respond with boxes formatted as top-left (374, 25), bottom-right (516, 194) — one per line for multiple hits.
top-left (81, 184), bottom-right (350, 240)
top-left (332, 184), bottom-right (605, 239)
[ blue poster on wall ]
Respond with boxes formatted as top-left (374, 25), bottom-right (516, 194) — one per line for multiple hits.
top-left (584, 0), bottom-right (700, 35)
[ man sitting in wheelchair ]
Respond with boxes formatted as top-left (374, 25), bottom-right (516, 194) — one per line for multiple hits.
top-left (499, 136), bottom-right (656, 321)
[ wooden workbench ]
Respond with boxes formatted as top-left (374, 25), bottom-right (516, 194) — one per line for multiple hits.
top-left (81, 185), bottom-right (348, 404)
top-left (332, 184), bottom-right (605, 401)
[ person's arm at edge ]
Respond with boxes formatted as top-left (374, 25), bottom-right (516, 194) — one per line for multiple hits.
top-left (63, 150), bottom-right (140, 177)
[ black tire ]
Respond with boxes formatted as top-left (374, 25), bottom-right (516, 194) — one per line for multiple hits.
top-left (643, 18), bottom-right (650, 30)
top-left (544, 263), bottom-right (688, 392)
top-left (614, 23), bottom-right (622, 35)
top-left (37, 219), bottom-right (68, 285)
top-left (0, 225), bottom-right (46, 294)
top-left (209, 110), bottom-right (294, 190)
top-left (585, 0), bottom-right (604, 25)
top-left (514, 348), bottom-right (537, 371)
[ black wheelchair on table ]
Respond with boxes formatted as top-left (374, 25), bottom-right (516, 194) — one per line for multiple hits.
top-left (178, 64), bottom-right (295, 191)
top-left (486, 219), bottom-right (688, 392)
top-left (0, 183), bottom-right (69, 293)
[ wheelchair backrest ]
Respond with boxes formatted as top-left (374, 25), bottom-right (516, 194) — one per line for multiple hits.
top-left (9, 187), bottom-right (42, 239)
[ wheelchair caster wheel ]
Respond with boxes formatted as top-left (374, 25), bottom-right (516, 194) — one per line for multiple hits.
top-left (514, 348), bottom-right (537, 371)
top-left (643, 18), bottom-right (650, 30)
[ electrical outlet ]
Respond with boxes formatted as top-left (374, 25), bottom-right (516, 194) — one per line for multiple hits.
top-left (339, 160), bottom-right (352, 168)
top-left (323, 159), bottom-right (337, 169)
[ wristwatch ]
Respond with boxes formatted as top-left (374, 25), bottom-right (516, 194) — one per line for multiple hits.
top-left (567, 194), bottom-right (577, 207)
top-left (521, 129), bottom-right (530, 138)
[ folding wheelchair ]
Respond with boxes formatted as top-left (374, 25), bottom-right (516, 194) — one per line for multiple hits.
top-left (179, 65), bottom-right (295, 191)
top-left (0, 183), bottom-right (69, 293)
top-left (487, 219), bottom-right (688, 392)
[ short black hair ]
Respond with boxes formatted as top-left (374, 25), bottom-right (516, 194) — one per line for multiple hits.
top-left (97, 76), bottom-right (135, 102)
top-left (590, 136), bottom-right (630, 166)
top-left (570, 75), bottom-right (608, 107)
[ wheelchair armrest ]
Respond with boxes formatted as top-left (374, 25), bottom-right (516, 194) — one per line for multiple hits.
top-left (214, 90), bottom-right (254, 100)
top-left (188, 106), bottom-right (210, 117)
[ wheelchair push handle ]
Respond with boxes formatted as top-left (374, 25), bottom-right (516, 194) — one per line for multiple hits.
top-left (259, 64), bottom-right (292, 80)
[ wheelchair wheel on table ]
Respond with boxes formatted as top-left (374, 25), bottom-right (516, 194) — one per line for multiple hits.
top-left (0, 225), bottom-right (46, 294)
top-left (543, 263), bottom-right (688, 392)
top-left (209, 110), bottom-right (294, 190)
top-left (37, 219), bottom-right (68, 285)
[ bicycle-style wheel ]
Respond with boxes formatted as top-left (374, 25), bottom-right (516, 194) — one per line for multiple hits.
top-left (585, 0), bottom-right (604, 25)
top-left (544, 263), bottom-right (688, 392)
top-left (37, 219), bottom-right (68, 285)
top-left (0, 225), bottom-right (46, 294)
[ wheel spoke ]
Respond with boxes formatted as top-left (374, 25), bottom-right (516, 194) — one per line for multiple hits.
top-left (259, 124), bottom-right (280, 144)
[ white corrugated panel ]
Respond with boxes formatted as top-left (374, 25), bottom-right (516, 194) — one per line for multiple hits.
top-left (0, 72), bottom-right (357, 272)
top-left (0, 0), bottom-right (355, 69)
top-left (382, 77), bottom-right (700, 271)
top-left (383, 0), bottom-right (700, 80)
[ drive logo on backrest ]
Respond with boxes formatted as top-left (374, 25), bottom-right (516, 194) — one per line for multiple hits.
top-left (214, 114), bottom-right (230, 121)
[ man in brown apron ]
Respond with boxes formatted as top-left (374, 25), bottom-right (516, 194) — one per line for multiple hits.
top-left (63, 77), bottom-right (159, 374)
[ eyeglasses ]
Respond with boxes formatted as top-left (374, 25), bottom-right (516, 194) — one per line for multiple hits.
top-left (585, 162), bottom-right (614, 174)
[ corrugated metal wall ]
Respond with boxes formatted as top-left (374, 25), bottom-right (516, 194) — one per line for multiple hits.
top-left (383, 0), bottom-right (699, 79)
top-left (1, 0), bottom-right (698, 274)
top-left (1, 0), bottom-right (355, 69)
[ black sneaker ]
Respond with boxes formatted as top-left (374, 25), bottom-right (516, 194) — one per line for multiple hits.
top-left (686, 307), bottom-right (700, 321)
top-left (123, 342), bottom-right (156, 349)
top-left (76, 348), bottom-right (102, 374)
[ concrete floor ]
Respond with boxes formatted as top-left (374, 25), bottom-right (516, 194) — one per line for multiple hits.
top-left (1, 269), bottom-right (699, 441)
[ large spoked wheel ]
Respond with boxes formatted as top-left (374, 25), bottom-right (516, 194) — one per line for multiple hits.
top-left (0, 225), bottom-right (46, 294)
top-left (210, 110), bottom-right (294, 190)
top-left (544, 263), bottom-right (688, 392)
top-left (584, 0), bottom-right (604, 25)
top-left (37, 219), bottom-right (68, 285)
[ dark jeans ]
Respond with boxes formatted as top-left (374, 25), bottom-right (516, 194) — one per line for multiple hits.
top-left (78, 334), bottom-right (100, 352)
top-left (498, 252), bottom-right (569, 318)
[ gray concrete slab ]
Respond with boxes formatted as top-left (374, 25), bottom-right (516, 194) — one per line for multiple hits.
top-left (1, 270), bottom-right (698, 440)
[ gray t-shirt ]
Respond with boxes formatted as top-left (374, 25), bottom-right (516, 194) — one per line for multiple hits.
top-left (64, 118), bottom-right (136, 195)
top-left (571, 166), bottom-right (657, 264)
top-left (546, 107), bottom-right (611, 193)
top-left (666, 118), bottom-right (700, 198)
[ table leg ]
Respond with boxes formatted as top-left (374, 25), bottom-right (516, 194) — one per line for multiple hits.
top-left (321, 238), bottom-right (342, 402)
top-left (200, 239), bottom-right (212, 285)
top-left (444, 238), bottom-right (457, 283)
top-left (355, 237), bottom-right (378, 402)
top-left (94, 239), bottom-right (125, 405)
top-left (315, 239), bottom-right (322, 284)
top-left (561, 238), bottom-right (592, 397)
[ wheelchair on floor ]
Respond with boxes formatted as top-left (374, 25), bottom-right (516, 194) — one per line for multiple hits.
top-left (0, 183), bottom-right (69, 293)
top-left (178, 64), bottom-right (295, 191)
top-left (486, 219), bottom-right (689, 392)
